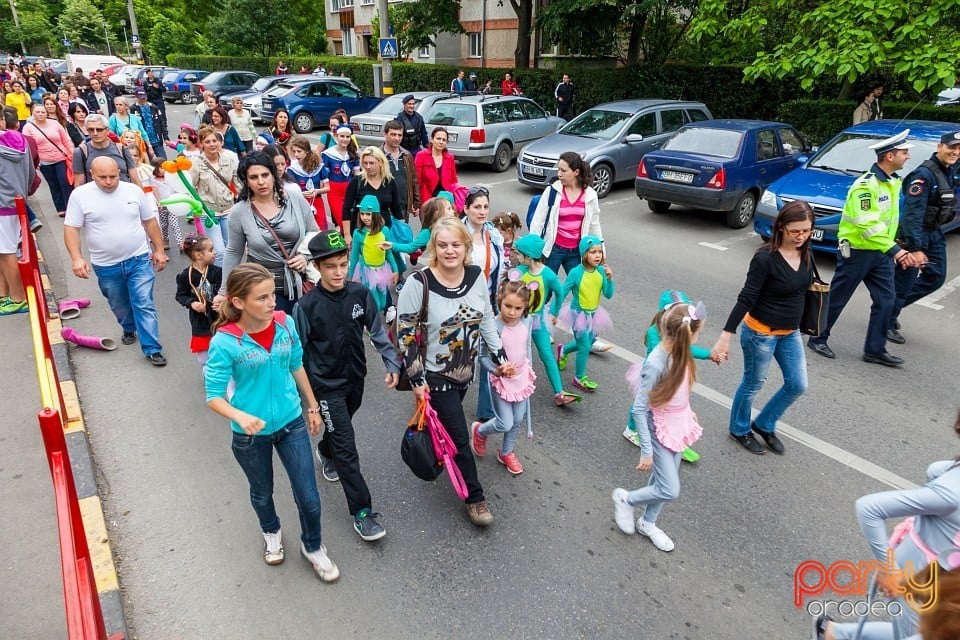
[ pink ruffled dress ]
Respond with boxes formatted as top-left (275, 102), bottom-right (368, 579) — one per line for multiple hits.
top-left (651, 371), bottom-right (702, 453)
top-left (490, 321), bottom-right (536, 402)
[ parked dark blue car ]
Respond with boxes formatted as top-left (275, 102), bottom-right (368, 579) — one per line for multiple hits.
top-left (754, 120), bottom-right (960, 253)
top-left (162, 69), bottom-right (209, 104)
top-left (635, 120), bottom-right (811, 228)
top-left (260, 78), bottom-right (381, 134)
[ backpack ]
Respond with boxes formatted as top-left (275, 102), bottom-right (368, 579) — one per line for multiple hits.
top-left (525, 186), bottom-right (558, 237)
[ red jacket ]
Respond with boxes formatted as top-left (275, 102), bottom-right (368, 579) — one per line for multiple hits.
top-left (501, 80), bottom-right (521, 96)
top-left (414, 149), bottom-right (458, 207)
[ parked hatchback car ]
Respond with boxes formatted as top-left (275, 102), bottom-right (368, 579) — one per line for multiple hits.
top-left (518, 100), bottom-right (713, 197)
top-left (190, 70), bottom-right (260, 99)
top-left (163, 70), bottom-right (209, 103)
top-left (260, 78), bottom-right (381, 133)
top-left (424, 95), bottom-right (565, 172)
top-left (635, 120), bottom-right (811, 228)
top-left (353, 92), bottom-right (456, 147)
top-left (754, 120), bottom-right (960, 252)
top-left (219, 75), bottom-right (314, 122)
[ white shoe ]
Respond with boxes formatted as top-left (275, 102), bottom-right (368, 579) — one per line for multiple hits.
top-left (611, 488), bottom-right (636, 534)
top-left (301, 542), bottom-right (340, 582)
top-left (638, 521), bottom-right (675, 552)
top-left (263, 529), bottom-right (284, 565)
top-left (591, 339), bottom-right (613, 354)
top-left (622, 428), bottom-right (640, 448)
top-left (384, 305), bottom-right (397, 324)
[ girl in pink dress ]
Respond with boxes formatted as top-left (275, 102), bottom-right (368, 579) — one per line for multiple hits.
top-left (611, 301), bottom-right (706, 552)
top-left (470, 273), bottom-right (538, 475)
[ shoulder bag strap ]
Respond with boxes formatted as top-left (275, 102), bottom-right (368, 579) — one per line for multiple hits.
top-left (27, 122), bottom-right (69, 158)
top-left (202, 155), bottom-right (238, 197)
top-left (250, 201), bottom-right (293, 261)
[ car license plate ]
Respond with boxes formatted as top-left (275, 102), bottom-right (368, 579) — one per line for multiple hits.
top-left (812, 228), bottom-right (823, 241)
top-left (448, 133), bottom-right (458, 142)
top-left (660, 170), bottom-right (694, 184)
top-left (362, 124), bottom-right (380, 132)
top-left (528, 165), bottom-right (545, 176)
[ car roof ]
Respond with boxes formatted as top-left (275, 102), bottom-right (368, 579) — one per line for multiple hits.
top-left (582, 99), bottom-right (708, 113)
top-left (844, 119), bottom-right (959, 140)
top-left (207, 70), bottom-right (258, 78)
top-left (433, 94), bottom-right (535, 106)
top-left (682, 119), bottom-right (788, 131)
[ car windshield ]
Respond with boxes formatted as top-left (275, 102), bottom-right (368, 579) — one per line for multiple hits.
top-left (251, 78), bottom-right (273, 92)
top-left (366, 95), bottom-right (409, 115)
top-left (559, 109), bottom-right (632, 139)
top-left (264, 84), bottom-right (295, 98)
top-left (664, 128), bottom-right (744, 158)
top-left (809, 133), bottom-right (937, 175)
top-left (162, 72), bottom-right (178, 83)
top-left (425, 102), bottom-right (478, 127)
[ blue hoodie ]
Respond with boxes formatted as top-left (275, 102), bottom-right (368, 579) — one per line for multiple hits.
top-left (205, 311), bottom-right (305, 435)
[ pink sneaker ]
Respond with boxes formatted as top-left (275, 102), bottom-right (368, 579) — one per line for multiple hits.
top-left (497, 451), bottom-right (523, 475)
top-left (471, 421), bottom-right (487, 457)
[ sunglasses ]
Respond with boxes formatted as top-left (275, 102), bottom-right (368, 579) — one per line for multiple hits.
top-left (467, 186), bottom-right (489, 197)
top-left (784, 228), bottom-right (812, 237)
top-left (87, 127), bottom-right (106, 133)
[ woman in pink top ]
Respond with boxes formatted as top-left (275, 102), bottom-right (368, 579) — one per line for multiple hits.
top-left (23, 102), bottom-right (74, 216)
top-left (528, 151), bottom-right (603, 276)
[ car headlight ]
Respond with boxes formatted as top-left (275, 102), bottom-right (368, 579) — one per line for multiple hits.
top-left (759, 189), bottom-right (777, 207)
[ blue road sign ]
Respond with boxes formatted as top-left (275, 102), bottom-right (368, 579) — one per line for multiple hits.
top-left (379, 38), bottom-right (398, 59)
top-left (63, 39), bottom-right (72, 47)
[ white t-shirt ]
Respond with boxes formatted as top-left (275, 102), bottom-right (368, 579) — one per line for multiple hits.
top-left (64, 182), bottom-right (152, 266)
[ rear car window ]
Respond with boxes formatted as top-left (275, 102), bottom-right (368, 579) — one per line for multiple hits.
top-left (162, 72), bottom-right (177, 83)
top-left (427, 103), bottom-right (478, 127)
top-left (664, 128), bottom-right (744, 158)
top-left (687, 109), bottom-right (710, 123)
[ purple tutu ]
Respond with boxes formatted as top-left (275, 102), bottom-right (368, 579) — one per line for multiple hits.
top-left (557, 304), bottom-right (613, 336)
top-left (626, 362), bottom-right (643, 396)
top-left (353, 263), bottom-right (394, 293)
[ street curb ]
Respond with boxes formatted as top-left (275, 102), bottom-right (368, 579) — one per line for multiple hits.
top-left (39, 251), bottom-right (129, 640)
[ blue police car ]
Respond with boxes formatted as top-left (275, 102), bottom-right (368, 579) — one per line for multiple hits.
top-left (754, 120), bottom-right (960, 253)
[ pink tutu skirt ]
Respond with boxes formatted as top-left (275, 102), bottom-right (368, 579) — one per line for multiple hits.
top-left (652, 406), bottom-right (702, 453)
top-left (490, 362), bottom-right (536, 402)
top-left (353, 263), bottom-right (394, 293)
top-left (626, 362), bottom-right (643, 396)
top-left (558, 304), bottom-right (613, 336)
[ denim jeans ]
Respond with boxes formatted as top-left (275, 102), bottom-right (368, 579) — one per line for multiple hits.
top-left (475, 360), bottom-right (494, 420)
top-left (231, 416), bottom-right (325, 552)
top-left (729, 326), bottom-right (807, 437)
top-left (828, 601), bottom-right (917, 640)
top-left (545, 244), bottom-right (582, 277)
top-left (92, 253), bottom-right (162, 355)
top-left (478, 391), bottom-right (527, 454)
top-left (625, 429), bottom-right (681, 526)
top-left (38, 161), bottom-right (73, 213)
top-left (205, 219), bottom-right (226, 267)
top-left (215, 215), bottom-right (229, 249)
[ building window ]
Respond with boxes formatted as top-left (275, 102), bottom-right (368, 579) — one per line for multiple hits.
top-left (468, 32), bottom-right (482, 58)
top-left (360, 0), bottom-right (373, 6)
top-left (418, 46), bottom-right (430, 58)
top-left (342, 28), bottom-right (355, 55)
top-left (339, 0), bottom-right (354, 7)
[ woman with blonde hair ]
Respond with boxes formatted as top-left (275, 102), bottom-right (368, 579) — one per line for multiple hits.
top-left (341, 145), bottom-right (399, 245)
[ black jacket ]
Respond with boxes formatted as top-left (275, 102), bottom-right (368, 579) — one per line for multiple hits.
top-left (175, 265), bottom-right (223, 337)
top-left (294, 281), bottom-right (400, 393)
top-left (83, 87), bottom-right (116, 116)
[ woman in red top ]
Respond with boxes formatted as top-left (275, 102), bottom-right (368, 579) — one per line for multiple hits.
top-left (501, 72), bottom-right (521, 96)
top-left (414, 127), bottom-right (459, 208)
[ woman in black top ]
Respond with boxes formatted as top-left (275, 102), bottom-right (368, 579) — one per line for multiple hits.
top-left (342, 146), bottom-right (400, 240)
top-left (711, 200), bottom-right (815, 455)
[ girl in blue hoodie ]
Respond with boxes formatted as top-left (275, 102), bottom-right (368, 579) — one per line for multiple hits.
top-left (205, 263), bottom-right (339, 582)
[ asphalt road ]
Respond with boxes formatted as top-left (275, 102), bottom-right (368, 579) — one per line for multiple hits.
top-left (33, 101), bottom-right (960, 639)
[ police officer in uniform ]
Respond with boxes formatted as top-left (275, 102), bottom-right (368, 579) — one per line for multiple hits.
top-left (807, 130), bottom-right (921, 367)
top-left (395, 95), bottom-right (428, 156)
top-left (886, 131), bottom-right (960, 343)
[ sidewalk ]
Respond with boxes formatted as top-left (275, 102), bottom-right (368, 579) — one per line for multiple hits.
top-left (0, 196), bottom-right (68, 637)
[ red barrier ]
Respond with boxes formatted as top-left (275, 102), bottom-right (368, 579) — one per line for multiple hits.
top-left (16, 196), bottom-right (117, 639)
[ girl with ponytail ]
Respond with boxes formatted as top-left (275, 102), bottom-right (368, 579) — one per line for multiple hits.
top-left (611, 302), bottom-right (706, 553)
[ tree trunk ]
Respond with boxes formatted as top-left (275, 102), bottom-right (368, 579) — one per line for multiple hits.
top-left (510, 0), bottom-right (533, 67)
top-left (626, 11), bottom-right (647, 66)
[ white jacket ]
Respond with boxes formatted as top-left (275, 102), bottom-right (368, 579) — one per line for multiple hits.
top-left (529, 180), bottom-right (603, 258)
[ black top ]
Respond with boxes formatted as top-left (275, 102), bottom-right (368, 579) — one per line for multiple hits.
top-left (343, 176), bottom-right (400, 230)
top-left (723, 247), bottom-right (814, 333)
top-left (175, 265), bottom-right (223, 337)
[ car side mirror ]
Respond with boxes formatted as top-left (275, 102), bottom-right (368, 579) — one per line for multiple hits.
top-left (796, 154), bottom-right (809, 164)
top-left (624, 134), bottom-right (644, 143)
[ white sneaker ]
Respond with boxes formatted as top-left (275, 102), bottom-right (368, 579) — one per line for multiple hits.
top-left (637, 521), bottom-right (675, 552)
top-left (384, 305), bottom-right (397, 324)
top-left (611, 488), bottom-right (636, 534)
top-left (591, 339), bottom-right (613, 354)
top-left (263, 529), bottom-right (284, 565)
top-left (622, 428), bottom-right (640, 448)
top-left (301, 542), bottom-right (340, 583)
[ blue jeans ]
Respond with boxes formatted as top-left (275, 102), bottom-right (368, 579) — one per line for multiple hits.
top-left (476, 360), bottom-right (494, 420)
top-left (478, 391), bottom-right (527, 454)
top-left (729, 326), bottom-right (807, 436)
top-left (92, 253), bottom-right (162, 355)
top-left (626, 428), bottom-right (681, 526)
top-left (38, 161), bottom-right (73, 213)
top-left (545, 244), bottom-right (582, 277)
top-left (231, 416), bottom-right (325, 552)
top-left (206, 219), bottom-right (227, 267)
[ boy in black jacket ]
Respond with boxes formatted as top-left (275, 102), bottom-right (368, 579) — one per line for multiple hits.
top-left (293, 231), bottom-right (401, 542)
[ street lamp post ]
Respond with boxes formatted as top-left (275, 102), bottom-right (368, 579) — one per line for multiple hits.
top-left (120, 19), bottom-right (131, 60)
top-left (103, 22), bottom-right (112, 55)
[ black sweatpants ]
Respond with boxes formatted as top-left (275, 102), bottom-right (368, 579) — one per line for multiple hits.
top-left (316, 384), bottom-right (370, 516)
top-left (427, 387), bottom-right (485, 504)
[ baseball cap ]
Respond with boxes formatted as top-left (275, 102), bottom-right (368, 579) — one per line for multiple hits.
top-left (940, 131), bottom-right (960, 145)
top-left (134, 89), bottom-right (147, 98)
top-left (306, 231), bottom-right (349, 261)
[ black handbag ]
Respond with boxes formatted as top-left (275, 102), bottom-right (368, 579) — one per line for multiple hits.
top-left (395, 270), bottom-right (429, 392)
top-left (400, 401), bottom-right (442, 481)
top-left (800, 257), bottom-right (830, 337)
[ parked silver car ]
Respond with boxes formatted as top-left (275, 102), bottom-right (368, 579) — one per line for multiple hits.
top-left (423, 95), bottom-right (566, 172)
top-left (352, 92), bottom-right (455, 147)
top-left (516, 99), bottom-right (713, 197)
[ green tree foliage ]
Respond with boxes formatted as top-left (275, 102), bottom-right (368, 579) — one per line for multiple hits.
top-left (384, 0), bottom-right (464, 57)
top-left (691, 0), bottom-right (960, 94)
top-left (1, 0), bottom-right (55, 53)
top-left (58, 0), bottom-right (109, 49)
top-left (207, 0), bottom-right (327, 56)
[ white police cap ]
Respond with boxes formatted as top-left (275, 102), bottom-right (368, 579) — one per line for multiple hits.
top-left (868, 129), bottom-right (913, 154)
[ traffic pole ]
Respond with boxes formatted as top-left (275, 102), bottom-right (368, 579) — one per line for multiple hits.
top-left (377, 0), bottom-right (393, 96)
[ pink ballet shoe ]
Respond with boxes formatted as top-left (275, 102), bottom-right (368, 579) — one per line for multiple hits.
top-left (58, 298), bottom-right (92, 320)
top-left (61, 326), bottom-right (117, 351)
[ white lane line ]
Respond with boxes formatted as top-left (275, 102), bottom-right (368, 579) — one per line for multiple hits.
top-left (915, 274), bottom-right (960, 311)
top-left (698, 242), bottom-right (729, 251)
top-left (604, 342), bottom-right (917, 490)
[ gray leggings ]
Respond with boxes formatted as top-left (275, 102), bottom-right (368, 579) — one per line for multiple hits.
top-left (477, 391), bottom-right (527, 455)
top-left (829, 600), bottom-right (918, 640)
top-left (626, 430), bottom-right (681, 526)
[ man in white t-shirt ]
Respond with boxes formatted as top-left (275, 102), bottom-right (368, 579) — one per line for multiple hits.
top-left (63, 157), bottom-right (170, 366)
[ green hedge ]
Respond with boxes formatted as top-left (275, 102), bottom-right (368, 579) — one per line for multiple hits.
top-left (776, 100), bottom-right (960, 145)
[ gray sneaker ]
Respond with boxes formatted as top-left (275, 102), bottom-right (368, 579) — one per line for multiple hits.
top-left (353, 509), bottom-right (386, 541)
top-left (316, 447), bottom-right (339, 482)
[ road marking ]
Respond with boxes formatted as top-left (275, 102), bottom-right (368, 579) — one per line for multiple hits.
top-left (603, 341), bottom-right (917, 490)
top-left (698, 242), bottom-right (729, 251)
top-left (915, 274), bottom-right (960, 311)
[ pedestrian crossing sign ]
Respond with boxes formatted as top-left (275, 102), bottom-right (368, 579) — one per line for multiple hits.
top-left (379, 38), bottom-right (398, 59)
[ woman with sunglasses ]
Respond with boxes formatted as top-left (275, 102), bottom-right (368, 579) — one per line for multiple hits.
top-left (414, 127), bottom-right (458, 208)
top-left (710, 200), bottom-right (815, 456)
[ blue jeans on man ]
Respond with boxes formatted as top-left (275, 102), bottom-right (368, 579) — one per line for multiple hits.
top-left (730, 326), bottom-right (807, 436)
top-left (231, 416), bottom-right (325, 552)
top-left (92, 253), bottom-right (162, 355)
top-left (890, 228), bottom-right (947, 329)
